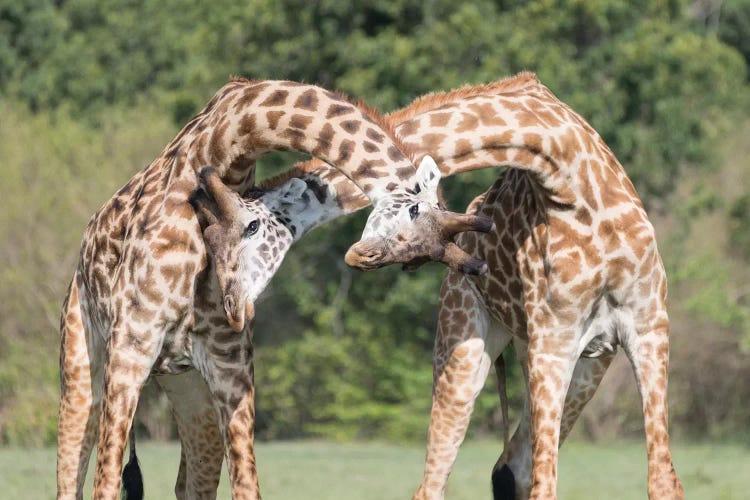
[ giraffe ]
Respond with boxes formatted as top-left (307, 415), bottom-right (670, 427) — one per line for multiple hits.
top-left (395, 77), bottom-right (684, 500)
top-left (193, 72), bottom-right (683, 500)
top-left (56, 78), bottom-right (491, 500)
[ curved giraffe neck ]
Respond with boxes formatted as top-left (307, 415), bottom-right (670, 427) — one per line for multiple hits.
top-left (165, 79), bottom-right (416, 198)
top-left (259, 73), bottom-right (602, 238)
top-left (397, 83), bottom-right (598, 207)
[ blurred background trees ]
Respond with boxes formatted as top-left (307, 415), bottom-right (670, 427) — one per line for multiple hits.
top-left (1, 0), bottom-right (748, 445)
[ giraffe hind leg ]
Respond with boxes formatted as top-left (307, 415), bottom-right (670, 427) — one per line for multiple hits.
top-left (57, 273), bottom-right (105, 500)
top-left (621, 319), bottom-right (683, 500)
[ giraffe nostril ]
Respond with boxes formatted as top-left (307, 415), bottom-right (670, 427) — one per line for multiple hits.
top-left (223, 295), bottom-right (235, 318)
top-left (223, 293), bottom-right (247, 332)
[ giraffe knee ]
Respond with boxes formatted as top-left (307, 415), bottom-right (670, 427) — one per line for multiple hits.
top-left (492, 463), bottom-right (516, 500)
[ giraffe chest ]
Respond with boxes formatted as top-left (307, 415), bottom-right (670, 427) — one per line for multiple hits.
top-left (456, 170), bottom-right (545, 336)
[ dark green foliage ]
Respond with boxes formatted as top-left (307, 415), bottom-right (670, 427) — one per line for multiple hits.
top-left (0, 0), bottom-right (749, 445)
top-left (729, 195), bottom-right (750, 258)
top-left (717, 0), bottom-right (750, 77)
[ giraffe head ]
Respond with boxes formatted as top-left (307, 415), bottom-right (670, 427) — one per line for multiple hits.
top-left (190, 167), bottom-right (319, 332)
top-left (345, 156), bottom-right (494, 275)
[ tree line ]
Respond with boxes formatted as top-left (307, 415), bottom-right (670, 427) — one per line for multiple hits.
top-left (0, 0), bottom-right (749, 445)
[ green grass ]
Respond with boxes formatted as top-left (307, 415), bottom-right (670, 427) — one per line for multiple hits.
top-left (2, 440), bottom-right (748, 499)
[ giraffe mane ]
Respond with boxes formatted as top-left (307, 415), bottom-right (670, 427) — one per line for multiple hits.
top-left (255, 163), bottom-right (323, 191)
top-left (228, 75), bottom-right (259, 84)
top-left (387, 71), bottom-right (539, 124)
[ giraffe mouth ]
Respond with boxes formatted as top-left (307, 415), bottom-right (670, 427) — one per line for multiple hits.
top-left (345, 210), bottom-right (493, 275)
top-left (344, 238), bottom-right (386, 270)
top-left (224, 294), bottom-right (255, 332)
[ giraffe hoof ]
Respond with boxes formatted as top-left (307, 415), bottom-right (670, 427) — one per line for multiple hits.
top-left (492, 464), bottom-right (515, 500)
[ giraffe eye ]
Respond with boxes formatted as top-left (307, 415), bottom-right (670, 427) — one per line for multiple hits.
top-left (409, 204), bottom-right (419, 221)
top-left (244, 220), bottom-right (260, 237)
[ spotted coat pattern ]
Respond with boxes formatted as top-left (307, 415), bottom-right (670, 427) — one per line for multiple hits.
top-left (180, 73), bottom-right (683, 500)
top-left (393, 76), bottom-right (684, 500)
top-left (56, 79), bottom-right (455, 500)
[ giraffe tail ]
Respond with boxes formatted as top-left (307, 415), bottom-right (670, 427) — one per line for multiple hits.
top-left (491, 353), bottom-right (516, 500)
top-left (122, 426), bottom-right (144, 500)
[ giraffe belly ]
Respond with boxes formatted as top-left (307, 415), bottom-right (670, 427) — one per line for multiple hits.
top-left (578, 296), bottom-right (619, 358)
top-left (581, 335), bottom-right (617, 358)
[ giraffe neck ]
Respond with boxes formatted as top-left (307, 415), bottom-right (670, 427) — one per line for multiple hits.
top-left (396, 83), bottom-right (606, 207)
top-left (167, 79), bottom-right (416, 199)
top-left (261, 73), bottom-right (606, 242)
top-left (249, 168), bottom-right (352, 242)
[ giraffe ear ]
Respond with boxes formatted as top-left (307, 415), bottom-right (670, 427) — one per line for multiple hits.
top-left (415, 155), bottom-right (441, 203)
top-left (277, 177), bottom-right (308, 204)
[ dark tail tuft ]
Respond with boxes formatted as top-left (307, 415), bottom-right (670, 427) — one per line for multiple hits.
top-left (122, 427), bottom-right (144, 500)
top-left (492, 464), bottom-right (516, 500)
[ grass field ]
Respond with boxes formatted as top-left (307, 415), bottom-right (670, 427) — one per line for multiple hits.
top-left (2, 440), bottom-right (748, 499)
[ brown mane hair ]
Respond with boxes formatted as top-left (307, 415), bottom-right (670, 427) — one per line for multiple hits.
top-left (387, 71), bottom-right (539, 124)
top-left (253, 163), bottom-right (323, 192)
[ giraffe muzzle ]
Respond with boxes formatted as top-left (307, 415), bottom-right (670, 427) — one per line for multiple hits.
top-left (223, 294), bottom-right (255, 333)
top-left (344, 238), bottom-right (386, 270)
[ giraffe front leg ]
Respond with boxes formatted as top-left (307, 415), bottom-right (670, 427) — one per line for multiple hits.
top-left (622, 326), bottom-right (683, 500)
top-left (493, 343), bottom-right (614, 500)
top-left (524, 316), bottom-right (580, 500)
top-left (92, 320), bottom-right (160, 500)
top-left (57, 275), bottom-right (105, 500)
top-left (157, 370), bottom-right (224, 500)
top-left (413, 273), bottom-right (510, 500)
